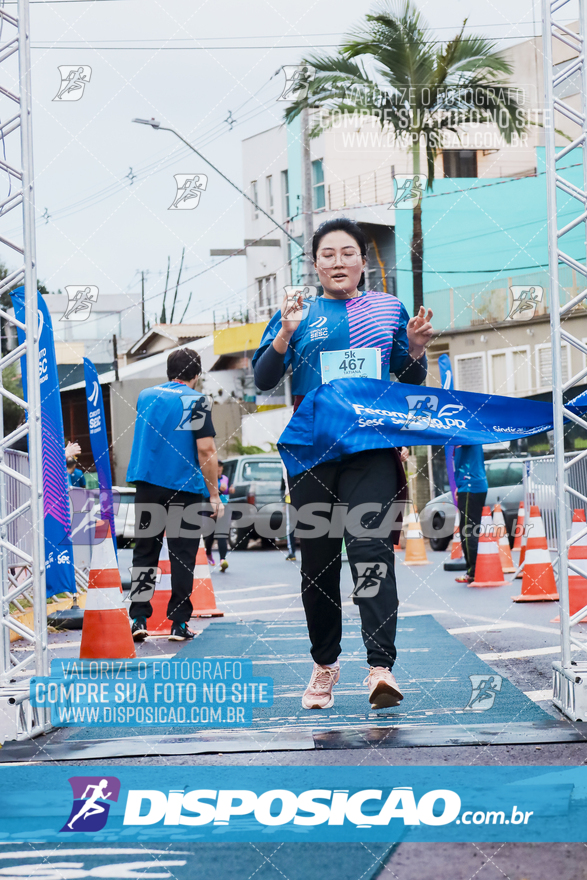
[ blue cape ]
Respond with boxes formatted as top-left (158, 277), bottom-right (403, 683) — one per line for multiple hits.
top-left (278, 379), bottom-right (557, 476)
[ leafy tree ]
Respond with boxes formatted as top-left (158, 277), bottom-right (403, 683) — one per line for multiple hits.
top-left (284, 0), bottom-right (526, 311)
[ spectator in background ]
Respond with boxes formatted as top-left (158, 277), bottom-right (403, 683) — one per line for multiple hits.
top-left (66, 457), bottom-right (86, 488)
top-left (204, 460), bottom-right (230, 571)
top-left (453, 444), bottom-right (488, 584)
top-left (126, 348), bottom-right (222, 642)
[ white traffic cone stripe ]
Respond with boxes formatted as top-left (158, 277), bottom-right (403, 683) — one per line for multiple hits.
top-left (194, 564), bottom-right (210, 578)
top-left (525, 548), bottom-right (551, 565)
top-left (154, 575), bottom-right (171, 592)
top-left (478, 542), bottom-right (500, 555)
top-left (527, 517), bottom-right (546, 539)
top-left (85, 587), bottom-right (126, 611)
top-left (89, 534), bottom-right (118, 570)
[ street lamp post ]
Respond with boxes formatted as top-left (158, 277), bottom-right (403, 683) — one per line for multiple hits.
top-left (132, 118), bottom-right (302, 251)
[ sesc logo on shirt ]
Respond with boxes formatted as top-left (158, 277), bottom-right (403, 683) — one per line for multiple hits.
top-left (309, 315), bottom-right (328, 341)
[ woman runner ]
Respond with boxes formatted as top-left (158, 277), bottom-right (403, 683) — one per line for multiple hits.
top-left (253, 217), bottom-right (434, 710)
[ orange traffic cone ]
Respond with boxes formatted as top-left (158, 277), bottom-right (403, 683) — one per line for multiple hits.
top-left (513, 505), bottom-right (558, 602)
top-left (552, 508), bottom-right (587, 622)
top-left (513, 502), bottom-right (525, 550)
top-left (515, 509), bottom-right (528, 580)
top-left (444, 507), bottom-right (467, 571)
top-left (80, 520), bottom-right (136, 659)
top-left (191, 543), bottom-right (224, 618)
top-left (147, 534), bottom-right (172, 634)
top-left (402, 509), bottom-right (430, 565)
top-left (493, 503), bottom-right (516, 573)
top-left (470, 507), bottom-right (508, 587)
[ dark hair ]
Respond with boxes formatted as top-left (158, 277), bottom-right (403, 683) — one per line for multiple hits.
top-left (167, 348), bottom-right (202, 381)
top-left (312, 217), bottom-right (368, 288)
top-left (217, 459), bottom-right (224, 467)
top-left (66, 458), bottom-right (76, 468)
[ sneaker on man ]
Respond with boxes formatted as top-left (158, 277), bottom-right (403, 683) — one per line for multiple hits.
top-left (220, 559), bottom-right (228, 572)
top-left (302, 662), bottom-right (340, 709)
top-left (364, 667), bottom-right (403, 710)
top-left (286, 554), bottom-right (296, 562)
top-left (169, 621), bottom-right (196, 641)
top-left (455, 574), bottom-right (474, 584)
top-left (131, 617), bottom-right (148, 642)
top-left (207, 554), bottom-right (215, 567)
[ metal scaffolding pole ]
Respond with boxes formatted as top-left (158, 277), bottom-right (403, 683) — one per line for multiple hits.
top-left (543, 0), bottom-right (587, 720)
top-left (0, 0), bottom-right (48, 740)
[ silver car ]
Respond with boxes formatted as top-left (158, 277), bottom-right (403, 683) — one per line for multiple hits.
top-left (420, 457), bottom-right (525, 551)
top-left (222, 454), bottom-right (289, 550)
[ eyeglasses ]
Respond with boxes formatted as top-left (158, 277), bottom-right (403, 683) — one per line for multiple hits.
top-left (316, 250), bottom-right (363, 268)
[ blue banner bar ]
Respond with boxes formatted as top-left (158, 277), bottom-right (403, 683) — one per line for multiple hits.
top-left (10, 287), bottom-right (76, 598)
top-left (83, 357), bottom-right (116, 550)
top-left (1, 766), bottom-right (585, 842)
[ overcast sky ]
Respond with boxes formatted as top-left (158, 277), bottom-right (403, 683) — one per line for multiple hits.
top-left (0, 0), bottom-right (560, 329)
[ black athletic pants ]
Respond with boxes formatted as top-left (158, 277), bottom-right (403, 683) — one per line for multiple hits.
top-left (204, 529), bottom-right (228, 560)
top-left (130, 481), bottom-right (203, 623)
top-left (288, 449), bottom-right (402, 669)
top-left (458, 491), bottom-right (487, 579)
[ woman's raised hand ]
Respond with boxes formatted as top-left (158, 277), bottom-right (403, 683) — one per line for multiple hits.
top-left (407, 306), bottom-right (434, 356)
top-left (280, 291), bottom-right (305, 337)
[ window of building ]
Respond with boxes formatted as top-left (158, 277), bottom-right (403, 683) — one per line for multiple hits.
top-left (257, 275), bottom-right (278, 316)
top-left (487, 346), bottom-right (531, 395)
top-left (443, 150), bottom-right (478, 178)
top-left (535, 342), bottom-right (570, 389)
top-left (455, 353), bottom-right (486, 392)
top-left (266, 175), bottom-right (274, 216)
top-left (281, 169), bottom-right (290, 220)
top-left (251, 180), bottom-right (259, 219)
top-left (312, 159), bottom-right (325, 210)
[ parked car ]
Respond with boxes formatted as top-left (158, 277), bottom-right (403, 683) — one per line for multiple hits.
top-left (420, 458), bottom-right (525, 551)
top-left (222, 454), bottom-right (288, 549)
top-left (88, 486), bottom-right (136, 547)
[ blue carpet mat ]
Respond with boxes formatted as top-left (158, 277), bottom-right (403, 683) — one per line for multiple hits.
top-left (68, 615), bottom-right (549, 741)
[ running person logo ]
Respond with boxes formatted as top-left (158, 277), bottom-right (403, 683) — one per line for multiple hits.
top-left (277, 64), bottom-right (316, 101)
top-left (60, 286), bottom-right (99, 322)
top-left (402, 394), bottom-right (439, 431)
top-left (390, 174), bottom-right (427, 210)
top-left (169, 174), bottom-right (208, 210)
top-left (128, 566), bottom-right (161, 604)
top-left (351, 562), bottom-right (388, 599)
top-left (466, 674), bottom-right (503, 710)
top-left (507, 285), bottom-right (544, 321)
top-left (176, 394), bottom-right (212, 431)
top-left (60, 776), bottom-right (121, 832)
top-left (53, 66), bottom-right (92, 101)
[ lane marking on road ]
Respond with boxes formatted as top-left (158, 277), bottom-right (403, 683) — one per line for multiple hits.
top-left (222, 607), bottom-right (306, 617)
top-left (524, 689), bottom-right (553, 701)
top-left (398, 610), bottom-right (447, 617)
top-left (448, 623), bottom-right (522, 634)
top-left (438, 608), bottom-right (587, 637)
top-left (477, 645), bottom-right (581, 660)
top-left (219, 592), bottom-right (301, 605)
top-left (223, 600), bottom-right (361, 616)
top-left (212, 583), bottom-right (291, 595)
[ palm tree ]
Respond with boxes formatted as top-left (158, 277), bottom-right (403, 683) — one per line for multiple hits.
top-left (284, 0), bottom-right (526, 312)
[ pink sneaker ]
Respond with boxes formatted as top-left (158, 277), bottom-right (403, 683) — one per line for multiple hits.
top-left (364, 667), bottom-right (403, 709)
top-left (302, 662), bottom-right (340, 709)
top-left (207, 554), bottom-right (215, 566)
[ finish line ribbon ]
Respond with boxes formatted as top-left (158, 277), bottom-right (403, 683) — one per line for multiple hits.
top-left (278, 378), bottom-right (562, 476)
